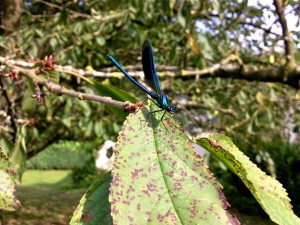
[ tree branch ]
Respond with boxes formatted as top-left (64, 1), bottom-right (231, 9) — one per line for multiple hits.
top-left (0, 57), bottom-right (132, 110)
top-left (273, 0), bottom-right (296, 68)
top-left (1, 56), bottom-right (300, 89)
top-left (182, 63), bottom-right (300, 88)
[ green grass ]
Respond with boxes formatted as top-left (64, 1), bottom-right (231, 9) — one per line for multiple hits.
top-left (21, 170), bottom-right (72, 186)
top-left (3, 170), bottom-right (87, 225)
top-left (3, 170), bottom-right (276, 225)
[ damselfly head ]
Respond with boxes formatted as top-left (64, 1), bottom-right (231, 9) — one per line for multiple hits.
top-left (168, 105), bottom-right (176, 114)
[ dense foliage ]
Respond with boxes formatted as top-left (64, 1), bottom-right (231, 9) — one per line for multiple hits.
top-left (1, 0), bottom-right (300, 223)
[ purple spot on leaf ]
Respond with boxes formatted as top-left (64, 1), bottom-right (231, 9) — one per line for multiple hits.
top-left (165, 171), bottom-right (174, 178)
top-left (131, 168), bottom-right (143, 179)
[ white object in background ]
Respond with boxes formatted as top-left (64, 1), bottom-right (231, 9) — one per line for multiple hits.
top-left (192, 143), bottom-right (207, 157)
top-left (95, 140), bottom-right (115, 170)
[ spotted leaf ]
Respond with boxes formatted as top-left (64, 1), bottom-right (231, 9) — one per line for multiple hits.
top-left (110, 103), bottom-right (239, 224)
top-left (0, 146), bottom-right (21, 211)
top-left (195, 132), bottom-right (300, 225)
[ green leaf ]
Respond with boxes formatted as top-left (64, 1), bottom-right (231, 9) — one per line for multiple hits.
top-left (93, 121), bottom-right (103, 137)
top-left (93, 83), bottom-right (138, 103)
top-left (169, 45), bottom-right (177, 61)
top-left (82, 33), bottom-right (93, 42)
top-left (71, 22), bottom-right (83, 35)
top-left (197, 34), bottom-right (214, 61)
top-left (197, 57), bottom-right (207, 69)
top-left (62, 117), bottom-right (72, 128)
top-left (110, 103), bottom-right (239, 224)
top-left (39, 71), bottom-right (60, 84)
top-left (48, 71), bottom-right (60, 84)
top-left (0, 146), bottom-right (21, 211)
top-left (70, 173), bottom-right (112, 225)
top-left (91, 83), bottom-right (139, 120)
top-left (10, 127), bottom-right (27, 179)
top-left (237, 90), bottom-right (247, 105)
top-left (59, 7), bottom-right (69, 25)
top-left (177, 0), bottom-right (186, 28)
top-left (50, 37), bottom-right (58, 49)
top-left (35, 28), bottom-right (44, 38)
top-left (95, 36), bottom-right (106, 47)
top-left (195, 132), bottom-right (300, 225)
top-left (177, 13), bottom-right (186, 28)
top-left (21, 87), bottom-right (37, 114)
top-left (85, 121), bottom-right (93, 136)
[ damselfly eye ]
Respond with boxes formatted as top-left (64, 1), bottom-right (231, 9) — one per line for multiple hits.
top-left (169, 105), bottom-right (176, 114)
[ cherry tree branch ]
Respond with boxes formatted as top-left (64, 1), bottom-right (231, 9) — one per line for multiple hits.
top-left (0, 56), bottom-right (135, 111)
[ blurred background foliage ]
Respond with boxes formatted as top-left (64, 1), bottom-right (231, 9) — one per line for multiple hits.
top-left (0, 0), bottom-right (300, 217)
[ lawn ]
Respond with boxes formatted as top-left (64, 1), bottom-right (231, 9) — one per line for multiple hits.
top-left (3, 170), bottom-right (275, 225)
top-left (3, 170), bottom-right (87, 225)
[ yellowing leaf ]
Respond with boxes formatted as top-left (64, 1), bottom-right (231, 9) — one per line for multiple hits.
top-left (256, 91), bottom-right (266, 106)
top-left (295, 90), bottom-right (300, 100)
top-left (188, 35), bottom-right (203, 57)
top-left (169, 0), bottom-right (176, 11)
top-left (85, 65), bottom-right (94, 72)
top-left (269, 55), bottom-right (275, 64)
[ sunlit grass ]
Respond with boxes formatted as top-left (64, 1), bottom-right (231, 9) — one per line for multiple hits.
top-left (4, 170), bottom-right (86, 225)
top-left (21, 170), bottom-right (72, 186)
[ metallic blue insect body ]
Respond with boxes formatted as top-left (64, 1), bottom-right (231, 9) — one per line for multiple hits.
top-left (107, 39), bottom-right (176, 122)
